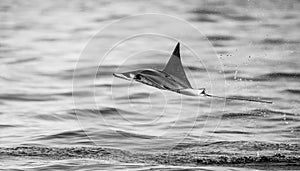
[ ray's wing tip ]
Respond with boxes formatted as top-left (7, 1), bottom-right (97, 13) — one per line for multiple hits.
top-left (175, 42), bottom-right (180, 50)
top-left (172, 42), bottom-right (180, 58)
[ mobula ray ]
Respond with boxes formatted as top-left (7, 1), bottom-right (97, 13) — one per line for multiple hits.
top-left (113, 43), bottom-right (272, 104)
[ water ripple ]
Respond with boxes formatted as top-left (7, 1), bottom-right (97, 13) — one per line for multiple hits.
top-left (37, 130), bottom-right (87, 140)
top-left (0, 93), bottom-right (57, 101)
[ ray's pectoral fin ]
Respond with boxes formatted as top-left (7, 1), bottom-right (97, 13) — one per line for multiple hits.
top-left (163, 42), bottom-right (192, 88)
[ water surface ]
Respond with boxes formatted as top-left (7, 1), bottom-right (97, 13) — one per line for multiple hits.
top-left (0, 0), bottom-right (299, 170)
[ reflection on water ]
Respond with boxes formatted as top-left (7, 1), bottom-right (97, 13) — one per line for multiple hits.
top-left (0, 0), bottom-right (299, 170)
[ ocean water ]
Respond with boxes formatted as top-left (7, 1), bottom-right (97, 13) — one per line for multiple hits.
top-left (0, 0), bottom-right (299, 170)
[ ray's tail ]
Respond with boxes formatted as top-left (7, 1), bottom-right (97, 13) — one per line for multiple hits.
top-left (203, 93), bottom-right (273, 104)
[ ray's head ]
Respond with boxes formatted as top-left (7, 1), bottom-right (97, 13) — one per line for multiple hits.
top-left (113, 72), bottom-right (136, 80)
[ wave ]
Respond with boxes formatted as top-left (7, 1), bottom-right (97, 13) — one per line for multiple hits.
top-left (206, 35), bottom-right (236, 41)
top-left (190, 7), bottom-right (256, 22)
top-left (70, 107), bottom-right (139, 117)
top-left (210, 130), bottom-right (252, 135)
top-left (261, 38), bottom-right (299, 45)
top-left (0, 91), bottom-right (89, 102)
top-left (283, 89), bottom-right (300, 95)
top-left (259, 73), bottom-right (300, 80)
top-left (221, 109), bottom-right (297, 119)
top-left (226, 72), bottom-right (300, 82)
top-left (7, 57), bottom-right (38, 65)
top-left (115, 130), bottom-right (156, 139)
top-left (1, 143), bottom-right (299, 166)
top-left (0, 124), bottom-right (19, 128)
top-left (221, 112), bottom-right (265, 119)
